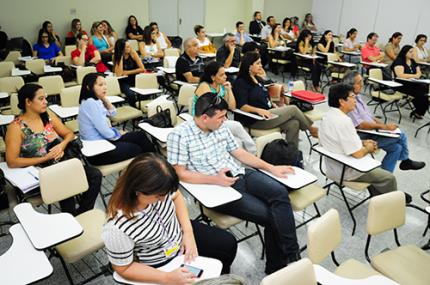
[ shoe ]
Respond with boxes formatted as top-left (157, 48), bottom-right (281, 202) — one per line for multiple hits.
top-left (410, 111), bottom-right (424, 120)
top-left (309, 126), bottom-right (319, 138)
top-left (399, 159), bottom-right (426, 171)
top-left (404, 192), bottom-right (412, 204)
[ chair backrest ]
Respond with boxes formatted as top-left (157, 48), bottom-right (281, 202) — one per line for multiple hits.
top-left (163, 56), bottom-right (178, 68)
top-left (164, 48), bottom-right (180, 57)
top-left (0, 76), bottom-right (25, 93)
top-left (367, 191), bottom-right (405, 236)
top-left (260, 258), bottom-right (317, 285)
top-left (60, 85), bottom-right (81, 107)
top-left (76, 66), bottom-right (96, 85)
top-left (4, 51), bottom-right (21, 65)
top-left (307, 209), bottom-right (342, 264)
top-left (64, 45), bottom-right (76, 57)
top-left (128, 39), bottom-right (139, 52)
top-left (255, 132), bottom-right (283, 158)
top-left (39, 158), bottom-right (89, 204)
top-left (9, 92), bottom-right (20, 115)
top-left (147, 100), bottom-right (177, 126)
top-left (105, 76), bottom-right (122, 96)
top-left (135, 73), bottom-right (159, 89)
top-left (0, 61), bottom-right (14, 77)
top-left (25, 59), bottom-right (45, 75)
top-left (178, 84), bottom-right (196, 108)
top-left (38, 75), bottom-right (64, 96)
top-left (327, 53), bottom-right (340, 62)
top-left (55, 55), bottom-right (71, 66)
top-left (368, 68), bottom-right (383, 80)
top-left (292, 80), bottom-right (305, 91)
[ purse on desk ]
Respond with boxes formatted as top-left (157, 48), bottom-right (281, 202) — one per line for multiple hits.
top-left (142, 105), bottom-right (173, 128)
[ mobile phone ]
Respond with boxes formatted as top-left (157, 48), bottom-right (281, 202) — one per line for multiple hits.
top-left (225, 170), bottom-right (233, 177)
top-left (181, 264), bottom-right (203, 277)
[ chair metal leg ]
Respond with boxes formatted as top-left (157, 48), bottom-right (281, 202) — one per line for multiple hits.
top-left (59, 256), bottom-right (75, 285)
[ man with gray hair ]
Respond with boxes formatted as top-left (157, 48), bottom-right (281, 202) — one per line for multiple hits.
top-left (216, 33), bottom-right (241, 68)
top-left (342, 70), bottom-right (425, 172)
top-left (175, 38), bottom-right (204, 83)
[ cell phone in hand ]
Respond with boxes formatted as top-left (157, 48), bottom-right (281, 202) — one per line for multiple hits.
top-left (181, 264), bottom-right (203, 277)
top-left (225, 171), bottom-right (233, 177)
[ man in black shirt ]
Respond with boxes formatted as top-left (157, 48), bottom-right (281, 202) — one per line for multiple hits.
top-left (249, 11), bottom-right (266, 35)
top-left (175, 38), bottom-right (204, 83)
top-left (216, 33), bottom-right (241, 68)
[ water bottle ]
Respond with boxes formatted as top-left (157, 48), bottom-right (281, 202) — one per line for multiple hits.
top-left (288, 81), bottom-right (294, 93)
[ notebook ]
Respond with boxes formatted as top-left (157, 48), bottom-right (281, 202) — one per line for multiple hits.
top-left (0, 162), bottom-right (39, 193)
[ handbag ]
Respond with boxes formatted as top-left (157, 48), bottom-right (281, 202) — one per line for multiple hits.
top-left (41, 138), bottom-right (83, 167)
top-left (143, 105), bottom-right (173, 128)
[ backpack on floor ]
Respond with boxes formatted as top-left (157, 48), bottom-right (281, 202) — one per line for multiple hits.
top-left (261, 139), bottom-right (303, 168)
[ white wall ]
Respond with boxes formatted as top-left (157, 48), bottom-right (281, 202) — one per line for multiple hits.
top-left (0, 0), bottom-right (149, 44)
top-left (264, 0), bottom-right (314, 25)
top-left (312, 0), bottom-right (430, 44)
top-left (204, 0), bottom-right (249, 33)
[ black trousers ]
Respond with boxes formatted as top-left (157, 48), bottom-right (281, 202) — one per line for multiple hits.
top-left (394, 80), bottom-right (429, 116)
top-left (191, 220), bottom-right (237, 274)
top-left (59, 165), bottom-right (102, 216)
top-left (300, 58), bottom-right (322, 87)
top-left (87, 132), bottom-right (156, 166)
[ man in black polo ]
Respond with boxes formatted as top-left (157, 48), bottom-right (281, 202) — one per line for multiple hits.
top-left (216, 33), bottom-right (241, 68)
top-left (175, 38), bottom-right (204, 83)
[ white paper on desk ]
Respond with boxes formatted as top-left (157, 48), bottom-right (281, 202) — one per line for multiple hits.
top-left (0, 163), bottom-right (39, 193)
top-left (410, 78), bottom-right (430, 84)
top-left (357, 129), bottom-right (400, 138)
top-left (180, 182), bottom-right (242, 208)
top-left (130, 87), bottom-right (163, 96)
top-left (259, 167), bottom-right (317, 190)
top-left (233, 109), bottom-right (278, 121)
top-left (225, 67), bottom-right (239, 73)
top-left (138, 122), bottom-right (174, 143)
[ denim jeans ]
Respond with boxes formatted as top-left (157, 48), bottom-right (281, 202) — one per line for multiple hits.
top-left (214, 169), bottom-right (298, 272)
top-left (359, 132), bottom-right (409, 172)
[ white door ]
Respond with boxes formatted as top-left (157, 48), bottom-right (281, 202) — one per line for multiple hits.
top-left (149, 0), bottom-right (179, 37)
top-left (178, 0), bottom-right (205, 39)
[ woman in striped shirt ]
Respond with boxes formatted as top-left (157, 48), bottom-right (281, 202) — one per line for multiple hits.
top-left (102, 153), bottom-right (237, 284)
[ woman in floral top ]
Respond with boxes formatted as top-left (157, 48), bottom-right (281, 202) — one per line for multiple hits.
top-left (5, 83), bottom-right (102, 216)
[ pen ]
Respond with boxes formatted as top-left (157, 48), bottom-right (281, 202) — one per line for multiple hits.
top-left (28, 171), bottom-right (39, 181)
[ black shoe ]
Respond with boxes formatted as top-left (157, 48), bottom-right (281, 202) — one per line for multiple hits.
top-left (399, 159), bottom-right (426, 171)
top-left (404, 192), bottom-right (412, 204)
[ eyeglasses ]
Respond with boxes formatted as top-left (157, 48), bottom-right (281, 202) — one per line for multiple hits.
top-left (201, 95), bottom-right (222, 115)
top-left (41, 36), bottom-right (49, 38)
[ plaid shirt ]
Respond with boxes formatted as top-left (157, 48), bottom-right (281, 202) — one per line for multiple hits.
top-left (167, 120), bottom-right (244, 176)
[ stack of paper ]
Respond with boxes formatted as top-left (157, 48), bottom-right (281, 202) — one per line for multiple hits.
top-left (0, 163), bottom-right (39, 193)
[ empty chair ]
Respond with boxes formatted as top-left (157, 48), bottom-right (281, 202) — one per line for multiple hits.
top-left (38, 75), bottom-right (64, 102)
top-left (76, 66), bottom-right (96, 85)
top-left (25, 59), bottom-right (45, 75)
top-left (163, 55), bottom-right (178, 68)
top-left (0, 76), bottom-right (24, 94)
top-left (164, 48), bottom-right (180, 57)
top-left (39, 158), bottom-right (106, 285)
top-left (59, 85), bottom-right (81, 132)
top-left (365, 191), bottom-right (430, 285)
top-left (260, 258), bottom-right (317, 285)
top-left (3, 51), bottom-right (21, 66)
top-left (127, 39), bottom-right (139, 52)
top-left (178, 84), bottom-right (196, 113)
top-left (308, 209), bottom-right (380, 279)
top-left (135, 73), bottom-right (158, 89)
top-left (0, 61), bottom-right (14, 77)
top-left (64, 45), bottom-right (76, 57)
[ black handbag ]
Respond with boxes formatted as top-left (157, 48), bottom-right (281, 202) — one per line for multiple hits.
top-left (290, 99), bottom-right (314, 112)
top-left (143, 105), bottom-right (173, 128)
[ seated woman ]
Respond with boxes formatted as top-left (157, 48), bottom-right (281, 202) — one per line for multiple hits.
top-left (233, 52), bottom-right (318, 147)
top-left (112, 39), bottom-right (145, 107)
top-left (91, 21), bottom-right (114, 63)
top-left (384, 32), bottom-right (402, 66)
top-left (280, 17), bottom-right (296, 43)
top-left (413, 34), bottom-right (430, 63)
top-left (33, 29), bottom-right (62, 63)
top-left (343, 28), bottom-right (361, 52)
top-left (194, 25), bottom-right (216, 54)
top-left (392, 45), bottom-right (429, 120)
top-left (102, 153), bottom-right (237, 282)
top-left (195, 61), bottom-right (256, 153)
top-left (5, 83), bottom-right (101, 216)
top-left (302, 13), bottom-right (317, 32)
top-left (141, 25), bottom-right (164, 67)
top-left (71, 33), bottom-right (108, 73)
top-left (291, 16), bottom-right (300, 38)
top-left (78, 73), bottom-right (155, 165)
top-left (125, 15), bottom-right (144, 43)
top-left (66, 18), bottom-right (89, 43)
top-left (317, 30), bottom-right (335, 53)
top-left (150, 22), bottom-right (172, 50)
top-left (41, 20), bottom-right (61, 47)
top-left (296, 29), bottom-right (322, 92)
top-left (101, 20), bottom-right (118, 47)
top-left (267, 23), bottom-right (285, 48)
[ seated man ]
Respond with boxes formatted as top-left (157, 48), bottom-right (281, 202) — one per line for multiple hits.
top-left (343, 71), bottom-right (425, 172)
top-left (260, 16), bottom-right (276, 42)
top-left (216, 33), bottom-right (241, 68)
top-left (319, 83), bottom-right (401, 199)
top-left (235, 21), bottom-right (254, 46)
top-left (167, 93), bottom-right (300, 274)
top-left (361, 32), bottom-right (385, 65)
top-left (175, 38), bottom-right (204, 83)
top-left (249, 11), bottom-right (266, 35)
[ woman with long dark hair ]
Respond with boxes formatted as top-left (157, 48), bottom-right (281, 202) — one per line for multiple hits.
top-left (5, 83), bottom-right (101, 216)
top-left (102, 153), bottom-right (237, 282)
top-left (384, 32), bottom-right (402, 66)
top-left (391, 45), bottom-right (429, 119)
top-left (113, 39), bottom-right (145, 107)
top-left (317, 30), bottom-right (335, 53)
top-left (78, 73), bottom-right (154, 165)
top-left (233, 52), bottom-right (317, 147)
top-left (343, 28), bottom-right (361, 52)
top-left (32, 29), bottom-right (62, 63)
top-left (141, 25), bottom-right (164, 64)
top-left (41, 20), bottom-right (61, 47)
top-left (296, 29), bottom-right (322, 91)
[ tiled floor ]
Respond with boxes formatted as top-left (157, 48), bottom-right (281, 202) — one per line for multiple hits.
top-left (1, 72), bottom-right (430, 285)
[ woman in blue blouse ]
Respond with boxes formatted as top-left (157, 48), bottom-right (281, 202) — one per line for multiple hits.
top-left (78, 73), bottom-right (155, 165)
top-left (32, 29), bottom-right (62, 63)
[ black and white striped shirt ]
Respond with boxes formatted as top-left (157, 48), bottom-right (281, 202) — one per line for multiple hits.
top-left (102, 195), bottom-right (182, 266)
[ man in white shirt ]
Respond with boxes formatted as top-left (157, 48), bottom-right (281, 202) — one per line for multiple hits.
top-left (260, 16), bottom-right (276, 41)
top-left (319, 83), bottom-right (399, 198)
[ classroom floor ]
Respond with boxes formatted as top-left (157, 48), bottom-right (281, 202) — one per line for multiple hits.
top-left (1, 72), bottom-right (430, 285)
